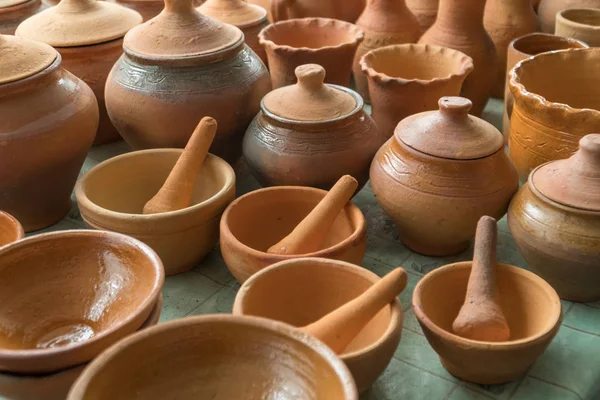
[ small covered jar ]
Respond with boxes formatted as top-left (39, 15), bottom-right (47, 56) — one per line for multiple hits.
top-left (243, 64), bottom-right (385, 191)
top-left (0, 0), bottom-right (44, 35)
top-left (370, 96), bottom-right (519, 256)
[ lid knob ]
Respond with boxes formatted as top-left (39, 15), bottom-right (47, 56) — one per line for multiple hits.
top-left (439, 96), bottom-right (472, 118)
top-left (164, 0), bottom-right (195, 14)
top-left (574, 134), bottom-right (600, 174)
top-left (295, 64), bottom-right (326, 91)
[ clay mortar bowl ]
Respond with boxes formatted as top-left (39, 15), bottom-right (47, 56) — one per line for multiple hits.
top-left (75, 149), bottom-right (236, 275)
top-left (556, 8), bottom-right (600, 47)
top-left (67, 314), bottom-right (358, 399)
top-left (220, 186), bottom-right (366, 283)
top-left (0, 211), bottom-right (24, 248)
top-left (413, 262), bottom-right (561, 384)
top-left (233, 257), bottom-right (403, 394)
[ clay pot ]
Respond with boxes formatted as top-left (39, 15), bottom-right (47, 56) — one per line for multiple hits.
top-left (360, 44), bottom-right (473, 138)
top-left (0, 0), bottom-right (44, 35)
top-left (105, 0), bottom-right (271, 164)
top-left (405, 0), bottom-right (438, 33)
top-left (533, 0), bottom-right (542, 11)
top-left (556, 8), bottom-right (600, 46)
top-left (0, 211), bottom-right (24, 248)
top-left (413, 261), bottom-right (561, 384)
top-left (484, 0), bottom-right (540, 99)
top-left (106, 0), bottom-right (162, 20)
top-left (66, 315), bottom-right (359, 399)
top-left (248, 0), bottom-right (271, 21)
top-left (270, 0), bottom-right (365, 23)
top-left (538, 0), bottom-right (600, 32)
top-left (418, 0), bottom-right (497, 116)
top-left (508, 48), bottom-right (600, 181)
top-left (75, 149), bottom-right (235, 275)
top-left (370, 97), bottom-right (519, 256)
top-left (0, 35), bottom-right (98, 232)
top-left (259, 18), bottom-right (364, 89)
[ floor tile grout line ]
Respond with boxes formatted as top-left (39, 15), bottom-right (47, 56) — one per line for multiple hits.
top-left (182, 285), bottom-right (226, 317)
top-left (562, 301), bottom-right (575, 318)
top-left (505, 376), bottom-right (525, 399)
top-left (523, 375), bottom-right (584, 400)
top-left (560, 323), bottom-right (600, 338)
top-left (393, 358), bottom-right (458, 385)
top-left (442, 384), bottom-right (459, 400)
top-left (456, 384), bottom-right (496, 400)
top-left (362, 252), bottom-right (420, 274)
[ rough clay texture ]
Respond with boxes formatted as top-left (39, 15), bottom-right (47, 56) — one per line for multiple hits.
top-left (405, 0), bottom-right (438, 33)
top-left (270, 0), bottom-right (365, 23)
top-left (0, 34), bottom-right (56, 84)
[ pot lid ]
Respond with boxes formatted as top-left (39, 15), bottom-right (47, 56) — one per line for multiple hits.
top-left (0, 35), bottom-right (57, 85)
top-left (1, 0), bottom-right (29, 8)
top-left (124, 0), bottom-right (243, 58)
top-left (15, 0), bottom-right (142, 47)
top-left (263, 64), bottom-right (357, 121)
top-left (198, 0), bottom-right (266, 27)
top-left (532, 134), bottom-right (600, 211)
top-left (396, 97), bottom-right (504, 160)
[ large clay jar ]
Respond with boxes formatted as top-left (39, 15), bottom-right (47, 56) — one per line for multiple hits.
top-left (105, 0), bottom-right (271, 163)
top-left (243, 64), bottom-right (384, 191)
top-left (370, 96), bottom-right (519, 256)
top-left (0, 0), bottom-right (44, 34)
top-left (0, 35), bottom-right (98, 232)
top-left (538, 0), bottom-right (600, 32)
top-left (419, 0), bottom-right (497, 116)
top-left (16, 0), bottom-right (142, 145)
top-left (249, 0), bottom-right (271, 21)
top-left (508, 48), bottom-right (600, 181)
top-left (351, 0), bottom-right (421, 102)
top-left (508, 134), bottom-right (600, 302)
top-left (484, 0), bottom-right (540, 99)
top-left (405, 0), bottom-right (438, 33)
top-left (555, 8), bottom-right (600, 47)
top-left (270, 0), bottom-right (365, 23)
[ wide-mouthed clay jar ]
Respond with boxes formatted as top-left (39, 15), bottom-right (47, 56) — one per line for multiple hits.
top-left (243, 64), bottom-right (385, 191)
top-left (555, 8), bottom-right (600, 47)
top-left (508, 47), bottom-right (600, 181)
top-left (370, 97), bottom-right (519, 256)
top-left (0, 0), bottom-right (44, 34)
top-left (270, 0), bottom-right (365, 22)
top-left (538, 0), bottom-right (600, 33)
top-left (0, 35), bottom-right (98, 232)
top-left (16, 0), bottom-right (142, 145)
top-left (406, 0), bottom-right (438, 33)
top-left (508, 134), bottom-right (600, 302)
top-left (105, 0), bottom-right (271, 163)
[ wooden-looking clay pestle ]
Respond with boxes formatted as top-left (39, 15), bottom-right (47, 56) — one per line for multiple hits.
top-left (143, 117), bottom-right (218, 215)
top-left (302, 267), bottom-right (408, 354)
top-left (267, 175), bottom-right (359, 255)
top-left (452, 216), bottom-right (511, 342)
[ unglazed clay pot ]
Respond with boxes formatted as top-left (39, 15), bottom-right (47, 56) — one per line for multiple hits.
top-left (360, 44), bottom-right (473, 138)
top-left (105, 0), bottom-right (271, 164)
top-left (413, 261), bottom-right (561, 384)
top-left (0, 35), bottom-right (98, 232)
top-left (107, 0), bottom-right (162, 20)
top-left (243, 64), bottom-right (384, 190)
top-left (508, 48), bottom-right (600, 181)
top-left (538, 0), bottom-right (600, 32)
top-left (233, 257), bottom-right (403, 394)
top-left (0, 211), bottom-right (23, 248)
top-left (405, 0), bottom-right (438, 33)
top-left (66, 315), bottom-right (358, 400)
top-left (419, 0), bottom-right (497, 116)
top-left (270, 0), bottom-right (365, 22)
top-left (370, 97), bottom-right (519, 256)
top-left (259, 18), bottom-right (364, 89)
top-left (556, 8), bottom-right (600, 46)
top-left (508, 134), bottom-right (600, 302)
top-left (0, 0), bottom-right (44, 34)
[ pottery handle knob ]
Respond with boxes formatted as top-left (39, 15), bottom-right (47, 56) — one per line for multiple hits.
top-left (163, 0), bottom-right (194, 14)
top-left (579, 134), bottom-right (600, 161)
top-left (439, 96), bottom-right (472, 118)
top-left (295, 64), bottom-right (326, 91)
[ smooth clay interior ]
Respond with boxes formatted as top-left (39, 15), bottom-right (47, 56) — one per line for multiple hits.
top-left (561, 9), bottom-right (600, 26)
top-left (264, 21), bottom-right (356, 49)
top-left (0, 213), bottom-right (21, 247)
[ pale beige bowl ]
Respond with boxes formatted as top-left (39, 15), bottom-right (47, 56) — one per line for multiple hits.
top-left (0, 211), bottom-right (24, 248)
top-left (556, 8), bottom-right (600, 47)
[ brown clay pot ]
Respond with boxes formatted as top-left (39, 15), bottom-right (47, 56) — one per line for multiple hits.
top-left (538, 0), bottom-right (600, 32)
top-left (107, 0), bottom-right (162, 20)
top-left (270, 0), bottom-right (365, 23)
top-left (0, 35), bottom-right (98, 232)
top-left (370, 97), bottom-right (519, 256)
top-left (360, 44), bottom-right (473, 138)
top-left (556, 8), bottom-right (600, 46)
top-left (405, 0), bottom-right (438, 34)
top-left (413, 261), bottom-right (561, 384)
top-left (418, 0), bottom-right (497, 116)
top-left (508, 48), bottom-right (600, 181)
top-left (0, 211), bottom-right (24, 248)
top-left (259, 17), bottom-right (364, 89)
top-left (248, 0), bottom-right (271, 21)
top-left (66, 315), bottom-right (359, 399)
top-left (0, 0), bottom-right (44, 35)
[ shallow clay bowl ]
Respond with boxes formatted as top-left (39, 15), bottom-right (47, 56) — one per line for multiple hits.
top-left (220, 186), bottom-right (366, 283)
top-left (0, 230), bottom-right (164, 374)
top-left (76, 149), bottom-right (236, 275)
top-left (413, 262), bottom-right (561, 384)
top-left (67, 315), bottom-right (358, 399)
top-left (233, 257), bottom-right (403, 393)
top-left (0, 211), bottom-right (24, 248)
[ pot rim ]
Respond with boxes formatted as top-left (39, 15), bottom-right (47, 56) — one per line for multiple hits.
top-left (196, 2), bottom-right (267, 29)
top-left (0, 0), bottom-right (39, 13)
top-left (0, 211), bottom-right (25, 248)
top-left (557, 8), bottom-right (600, 30)
top-left (508, 32), bottom-right (589, 59)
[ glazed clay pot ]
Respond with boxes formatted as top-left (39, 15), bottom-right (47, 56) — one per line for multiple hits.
top-left (370, 97), bottom-right (519, 256)
top-left (556, 8), bottom-right (600, 47)
top-left (0, 35), bottom-right (98, 232)
top-left (0, 0), bottom-right (44, 35)
top-left (419, 0), bottom-right (497, 116)
top-left (270, 0), bottom-right (365, 22)
top-left (538, 0), bottom-right (600, 32)
top-left (360, 44), bottom-right (473, 138)
top-left (508, 48), bottom-right (600, 181)
top-left (259, 18), bottom-right (364, 89)
top-left (0, 211), bottom-right (24, 248)
top-left (405, 0), bottom-right (438, 33)
top-left (105, 0), bottom-right (271, 163)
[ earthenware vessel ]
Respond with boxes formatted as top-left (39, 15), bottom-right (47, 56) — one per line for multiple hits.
top-left (352, 0), bottom-right (420, 102)
top-left (270, 0), bottom-right (365, 22)
top-left (0, 0), bottom-right (44, 34)
top-left (107, 0), bottom-right (162, 20)
top-left (508, 47), bottom-right (600, 181)
top-left (243, 64), bottom-right (384, 189)
top-left (405, 0), bottom-right (438, 33)
top-left (533, 0), bottom-right (542, 10)
top-left (360, 44), bottom-right (473, 138)
top-left (419, 0), bottom-right (497, 116)
top-left (105, 0), bottom-right (271, 163)
top-left (0, 211), bottom-right (24, 248)
top-left (259, 18), bottom-right (364, 88)
top-left (67, 315), bottom-right (359, 399)
top-left (538, 0), bottom-right (600, 32)
top-left (484, 0), bottom-right (540, 98)
top-left (233, 257), bottom-right (403, 393)
top-left (0, 35), bottom-right (98, 232)
top-left (370, 97), bottom-right (519, 256)
top-left (556, 8), bottom-right (600, 46)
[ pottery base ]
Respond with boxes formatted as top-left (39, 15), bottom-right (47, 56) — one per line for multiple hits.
top-left (439, 356), bottom-right (524, 385)
top-left (399, 235), bottom-right (469, 257)
top-left (21, 199), bottom-right (72, 233)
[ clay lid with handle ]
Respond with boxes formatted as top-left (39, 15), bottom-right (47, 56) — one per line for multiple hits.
top-left (15, 0), bottom-right (142, 47)
top-left (198, 0), bottom-right (266, 27)
top-left (396, 97), bottom-right (504, 160)
top-left (532, 134), bottom-right (600, 211)
top-left (263, 64), bottom-right (357, 121)
top-left (0, 35), bottom-right (57, 85)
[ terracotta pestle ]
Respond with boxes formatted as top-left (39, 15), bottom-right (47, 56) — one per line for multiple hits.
top-left (143, 117), bottom-right (218, 214)
top-left (267, 175), bottom-right (359, 255)
top-left (452, 216), bottom-right (511, 342)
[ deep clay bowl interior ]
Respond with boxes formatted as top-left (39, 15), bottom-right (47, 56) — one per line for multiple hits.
top-left (0, 212), bottom-right (24, 247)
top-left (559, 8), bottom-right (600, 27)
top-left (261, 18), bottom-right (361, 49)
top-left (511, 33), bottom-right (588, 56)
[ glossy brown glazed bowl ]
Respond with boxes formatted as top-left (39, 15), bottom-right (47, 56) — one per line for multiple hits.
top-left (555, 8), bottom-right (600, 47)
top-left (0, 211), bottom-right (24, 248)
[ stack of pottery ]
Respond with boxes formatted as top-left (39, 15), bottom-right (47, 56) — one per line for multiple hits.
top-left (16, 0), bottom-right (142, 145)
top-left (555, 8), bottom-right (600, 46)
top-left (0, 0), bottom-right (44, 34)
top-left (0, 211), bottom-right (23, 248)
top-left (405, 0), bottom-right (438, 33)
top-left (270, 0), bottom-right (365, 22)
top-left (538, 0), bottom-right (600, 33)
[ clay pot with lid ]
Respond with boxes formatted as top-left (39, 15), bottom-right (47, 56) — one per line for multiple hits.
top-left (555, 8), bottom-right (600, 47)
top-left (0, 211), bottom-right (24, 248)
top-left (370, 97), bottom-right (519, 256)
top-left (405, 0), bottom-right (438, 33)
top-left (270, 0), bottom-right (365, 23)
top-left (0, 0), bottom-right (44, 35)
top-left (538, 0), bottom-right (600, 32)
top-left (0, 35), bottom-right (98, 232)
